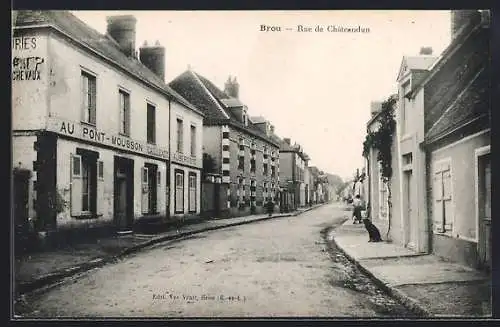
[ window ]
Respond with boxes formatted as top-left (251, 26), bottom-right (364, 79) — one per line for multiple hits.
top-left (238, 156), bottom-right (245, 171)
top-left (263, 163), bottom-right (268, 175)
top-left (119, 90), bottom-right (130, 135)
top-left (271, 166), bottom-right (276, 178)
top-left (401, 83), bottom-right (410, 135)
top-left (379, 175), bottom-right (388, 220)
top-left (175, 170), bottom-right (184, 213)
top-left (190, 125), bottom-right (196, 157)
top-left (147, 103), bottom-right (156, 144)
top-left (81, 71), bottom-right (96, 125)
top-left (250, 159), bottom-right (256, 172)
top-left (433, 160), bottom-right (453, 233)
top-left (177, 118), bottom-right (183, 153)
top-left (188, 173), bottom-right (197, 213)
top-left (70, 151), bottom-right (103, 216)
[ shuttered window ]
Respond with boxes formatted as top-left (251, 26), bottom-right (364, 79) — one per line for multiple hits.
top-left (71, 153), bottom-right (101, 216)
top-left (188, 173), bottom-right (197, 213)
top-left (119, 90), bottom-right (130, 136)
top-left (81, 71), bottom-right (96, 125)
top-left (433, 160), bottom-right (453, 233)
top-left (175, 171), bottom-right (184, 213)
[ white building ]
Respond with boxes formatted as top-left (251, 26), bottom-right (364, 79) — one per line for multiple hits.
top-left (12, 11), bottom-right (203, 235)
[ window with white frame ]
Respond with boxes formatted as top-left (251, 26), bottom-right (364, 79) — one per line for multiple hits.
top-left (175, 170), bottom-right (184, 213)
top-left (81, 71), bottom-right (96, 125)
top-left (433, 160), bottom-right (453, 233)
top-left (190, 125), bottom-right (196, 157)
top-left (119, 90), bottom-right (130, 135)
top-left (188, 173), bottom-right (197, 213)
top-left (177, 118), bottom-right (183, 153)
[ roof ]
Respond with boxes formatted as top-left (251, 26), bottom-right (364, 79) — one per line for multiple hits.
top-left (250, 116), bottom-right (266, 124)
top-left (425, 66), bottom-right (489, 143)
top-left (14, 10), bottom-right (203, 117)
top-left (407, 14), bottom-right (484, 99)
top-left (169, 69), bottom-right (280, 147)
top-left (220, 98), bottom-right (245, 108)
top-left (396, 55), bottom-right (437, 82)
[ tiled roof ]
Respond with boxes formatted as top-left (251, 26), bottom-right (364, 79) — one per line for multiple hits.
top-left (425, 67), bottom-right (490, 142)
top-left (169, 69), bottom-right (280, 147)
top-left (14, 10), bottom-right (203, 116)
top-left (251, 116), bottom-right (266, 124)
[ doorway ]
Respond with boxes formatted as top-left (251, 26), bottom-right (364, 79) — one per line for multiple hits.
top-left (477, 151), bottom-right (491, 271)
top-left (114, 157), bottom-right (134, 231)
top-left (14, 168), bottom-right (32, 253)
top-left (404, 170), bottom-right (417, 249)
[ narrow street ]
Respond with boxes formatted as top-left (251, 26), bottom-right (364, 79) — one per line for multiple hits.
top-left (16, 203), bottom-right (415, 318)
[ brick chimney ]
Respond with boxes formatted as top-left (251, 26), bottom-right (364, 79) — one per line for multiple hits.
top-left (106, 15), bottom-right (137, 57)
top-left (139, 40), bottom-right (166, 81)
top-left (419, 46), bottom-right (433, 55)
top-left (224, 76), bottom-right (240, 98)
top-left (450, 10), bottom-right (480, 40)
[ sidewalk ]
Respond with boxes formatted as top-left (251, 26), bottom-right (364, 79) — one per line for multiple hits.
top-left (14, 204), bottom-right (323, 296)
top-left (331, 219), bottom-right (492, 317)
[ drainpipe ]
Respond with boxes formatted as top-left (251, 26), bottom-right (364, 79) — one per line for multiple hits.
top-left (167, 98), bottom-right (171, 221)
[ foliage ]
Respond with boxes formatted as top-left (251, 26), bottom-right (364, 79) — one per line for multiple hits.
top-left (362, 95), bottom-right (397, 182)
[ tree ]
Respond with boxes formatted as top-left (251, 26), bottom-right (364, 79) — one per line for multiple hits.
top-left (362, 95), bottom-right (397, 240)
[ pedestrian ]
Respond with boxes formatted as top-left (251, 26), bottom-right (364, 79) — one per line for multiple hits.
top-left (352, 194), bottom-right (363, 224)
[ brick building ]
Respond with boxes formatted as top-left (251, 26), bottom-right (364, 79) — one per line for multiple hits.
top-left (12, 11), bottom-right (204, 239)
top-left (169, 71), bottom-right (280, 217)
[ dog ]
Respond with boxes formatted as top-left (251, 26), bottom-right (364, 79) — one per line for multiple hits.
top-left (363, 218), bottom-right (382, 242)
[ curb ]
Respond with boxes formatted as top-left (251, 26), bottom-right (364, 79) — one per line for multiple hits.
top-left (329, 233), bottom-right (433, 318)
top-left (16, 204), bottom-right (324, 296)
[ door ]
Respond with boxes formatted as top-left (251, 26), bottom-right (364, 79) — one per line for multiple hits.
top-left (114, 157), bottom-right (133, 231)
top-left (405, 170), bottom-right (417, 249)
top-left (478, 153), bottom-right (491, 271)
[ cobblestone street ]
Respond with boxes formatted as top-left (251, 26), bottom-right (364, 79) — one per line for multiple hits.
top-left (16, 203), bottom-right (415, 318)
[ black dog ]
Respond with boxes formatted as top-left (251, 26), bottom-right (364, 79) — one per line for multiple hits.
top-left (363, 218), bottom-right (382, 242)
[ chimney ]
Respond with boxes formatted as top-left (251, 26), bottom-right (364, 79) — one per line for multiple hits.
top-left (450, 10), bottom-right (480, 40)
top-left (224, 75), bottom-right (239, 98)
top-left (270, 125), bottom-right (275, 134)
top-left (140, 40), bottom-right (166, 81)
top-left (106, 15), bottom-right (137, 57)
top-left (419, 46), bottom-right (433, 55)
top-left (284, 138), bottom-right (291, 145)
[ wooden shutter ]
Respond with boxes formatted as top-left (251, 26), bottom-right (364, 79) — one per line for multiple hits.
top-left (97, 160), bottom-right (104, 215)
top-left (141, 167), bottom-right (149, 214)
top-left (433, 171), bottom-right (444, 232)
top-left (442, 169), bottom-right (453, 232)
top-left (70, 154), bottom-right (83, 216)
top-left (189, 175), bottom-right (196, 212)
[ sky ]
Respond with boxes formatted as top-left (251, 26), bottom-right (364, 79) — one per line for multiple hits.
top-left (72, 10), bottom-right (451, 181)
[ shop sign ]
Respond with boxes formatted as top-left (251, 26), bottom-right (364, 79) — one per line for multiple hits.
top-left (46, 117), bottom-right (169, 160)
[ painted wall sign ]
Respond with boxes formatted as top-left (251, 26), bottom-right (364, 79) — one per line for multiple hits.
top-left (47, 117), bottom-right (169, 160)
top-left (12, 37), bottom-right (45, 81)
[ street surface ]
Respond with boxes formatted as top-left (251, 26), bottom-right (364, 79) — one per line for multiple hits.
top-left (16, 203), bottom-right (415, 318)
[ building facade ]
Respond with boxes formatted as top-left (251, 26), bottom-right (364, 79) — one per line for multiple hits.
top-left (12, 11), bottom-right (203, 237)
top-left (278, 138), bottom-right (309, 211)
top-left (169, 71), bottom-right (281, 217)
top-left (419, 10), bottom-right (491, 270)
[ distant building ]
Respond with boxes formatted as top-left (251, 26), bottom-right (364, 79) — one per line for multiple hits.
top-left (278, 138), bottom-right (309, 211)
top-left (169, 71), bottom-right (280, 217)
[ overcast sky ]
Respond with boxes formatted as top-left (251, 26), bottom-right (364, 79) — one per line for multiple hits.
top-left (72, 10), bottom-right (451, 181)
